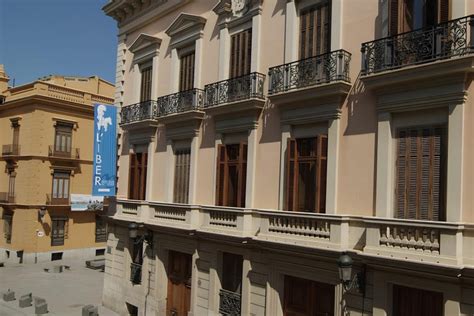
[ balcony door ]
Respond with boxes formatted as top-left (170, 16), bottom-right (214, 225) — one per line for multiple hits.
top-left (128, 152), bottom-right (147, 200)
top-left (167, 251), bottom-right (192, 316)
top-left (140, 66), bottom-right (153, 102)
top-left (216, 143), bottom-right (247, 208)
top-left (283, 275), bottom-right (334, 316)
top-left (299, 1), bottom-right (331, 59)
top-left (393, 284), bottom-right (443, 316)
top-left (389, 0), bottom-right (449, 35)
top-left (54, 122), bottom-right (73, 157)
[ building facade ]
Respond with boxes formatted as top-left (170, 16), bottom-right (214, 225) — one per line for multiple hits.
top-left (102, 1), bottom-right (474, 315)
top-left (0, 66), bottom-right (115, 263)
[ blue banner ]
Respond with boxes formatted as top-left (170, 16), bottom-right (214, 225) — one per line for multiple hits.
top-left (92, 103), bottom-right (117, 196)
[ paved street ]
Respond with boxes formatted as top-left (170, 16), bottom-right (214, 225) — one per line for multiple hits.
top-left (0, 258), bottom-right (118, 316)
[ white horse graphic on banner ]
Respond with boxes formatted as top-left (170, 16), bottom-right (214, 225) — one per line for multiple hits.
top-left (97, 104), bottom-right (112, 132)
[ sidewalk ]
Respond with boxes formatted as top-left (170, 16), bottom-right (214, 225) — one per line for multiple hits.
top-left (0, 258), bottom-right (118, 315)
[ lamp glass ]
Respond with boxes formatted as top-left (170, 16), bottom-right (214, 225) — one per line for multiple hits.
top-left (128, 223), bottom-right (138, 239)
top-left (339, 266), bottom-right (352, 282)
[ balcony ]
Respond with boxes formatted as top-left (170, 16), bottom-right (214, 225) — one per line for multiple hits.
top-left (114, 200), bottom-right (474, 268)
top-left (0, 192), bottom-right (15, 204)
top-left (130, 262), bottom-right (142, 285)
top-left (46, 194), bottom-right (69, 206)
top-left (2, 144), bottom-right (20, 156)
top-left (48, 146), bottom-right (80, 159)
top-left (157, 89), bottom-right (204, 117)
top-left (361, 15), bottom-right (474, 76)
top-left (268, 49), bottom-right (351, 95)
top-left (120, 100), bottom-right (158, 126)
top-left (219, 289), bottom-right (241, 316)
top-left (204, 72), bottom-right (265, 108)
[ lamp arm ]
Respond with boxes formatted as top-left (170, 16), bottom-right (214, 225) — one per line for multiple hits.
top-left (343, 272), bottom-right (365, 294)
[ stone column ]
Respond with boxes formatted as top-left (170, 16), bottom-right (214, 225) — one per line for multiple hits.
top-left (375, 112), bottom-right (393, 218)
top-left (188, 135), bottom-right (199, 204)
top-left (194, 38), bottom-right (203, 89)
top-left (279, 124), bottom-right (291, 209)
top-left (330, 0), bottom-right (343, 51)
top-left (245, 128), bottom-right (258, 208)
top-left (151, 55), bottom-right (159, 99)
top-left (284, 1), bottom-right (298, 63)
top-left (251, 14), bottom-right (262, 73)
top-left (326, 118), bottom-right (340, 214)
top-left (218, 28), bottom-right (230, 80)
top-left (447, 103), bottom-right (464, 222)
top-left (166, 139), bottom-right (174, 202)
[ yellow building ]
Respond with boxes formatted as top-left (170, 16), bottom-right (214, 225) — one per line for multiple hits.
top-left (0, 65), bottom-right (115, 263)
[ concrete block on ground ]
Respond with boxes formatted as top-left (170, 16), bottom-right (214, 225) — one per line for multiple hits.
top-left (34, 297), bottom-right (48, 314)
top-left (19, 293), bottom-right (32, 307)
top-left (85, 259), bottom-right (105, 270)
top-left (2, 289), bottom-right (15, 301)
top-left (82, 304), bottom-right (94, 316)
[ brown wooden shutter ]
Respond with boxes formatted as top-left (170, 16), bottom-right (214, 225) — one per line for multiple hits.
top-left (129, 153), bottom-right (137, 199)
top-left (140, 153), bottom-right (148, 200)
top-left (140, 67), bottom-right (152, 102)
top-left (230, 29), bottom-right (252, 78)
top-left (216, 144), bottom-right (226, 206)
top-left (179, 52), bottom-right (195, 92)
top-left (286, 138), bottom-right (297, 211)
top-left (299, 2), bottom-right (330, 59)
top-left (389, 0), bottom-right (400, 35)
top-left (316, 135), bottom-right (328, 213)
top-left (173, 149), bottom-right (191, 204)
top-left (237, 142), bottom-right (247, 208)
top-left (438, 0), bottom-right (449, 22)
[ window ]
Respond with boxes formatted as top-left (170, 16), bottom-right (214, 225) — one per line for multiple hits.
top-left (222, 253), bottom-right (243, 293)
top-left (216, 143), bottom-right (247, 208)
top-left (140, 66), bottom-right (153, 102)
top-left (389, 0), bottom-right (449, 35)
top-left (283, 275), bottom-right (334, 316)
top-left (51, 216), bottom-right (68, 246)
top-left (230, 29), bottom-right (252, 78)
top-left (173, 148), bottom-right (191, 204)
top-left (179, 51), bottom-right (195, 92)
top-left (393, 284), bottom-right (443, 316)
top-left (129, 152), bottom-right (147, 200)
top-left (12, 120), bottom-right (20, 154)
top-left (395, 127), bottom-right (446, 221)
top-left (3, 214), bottom-right (12, 244)
top-left (54, 122), bottom-right (73, 155)
top-left (286, 136), bottom-right (328, 212)
top-left (52, 171), bottom-right (70, 202)
top-left (299, 2), bottom-right (331, 59)
top-left (95, 216), bottom-right (107, 243)
top-left (8, 170), bottom-right (15, 202)
top-left (130, 237), bottom-right (144, 284)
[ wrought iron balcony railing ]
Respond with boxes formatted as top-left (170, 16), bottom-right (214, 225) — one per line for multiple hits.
top-left (2, 144), bottom-right (20, 156)
top-left (268, 49), bottom-right (352, 95)
top-left (219, 289), bottom-right (241, 316)
top-left (130, 262), bottom-right (142, 285)
top-left (120, 100), bottom-right (158, 125)
top-left (157, 88), bottom-right (204, 116)
top-left (46, 194), bottom-right (70, 205)
top-left (48, 146), bottom-right (80, 159)
top-left (0, 192), bottom-right (15, 204)
top-left (361, 15), bottom-right (474, 75)
top-left (204, 72), bottom-right (266, 107)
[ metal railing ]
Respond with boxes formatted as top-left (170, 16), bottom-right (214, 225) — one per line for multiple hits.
top-left (48, 146), bottom-right (80, 159)
top-left (361, 15), bottom-right (474, 75)
top-left (204, 72), bottom-right (266, 107)
top-left (0, 192), bottom-right (15, 204)
top-left (130, 263), bottom-right (142, 285)
top-left (2, 144), bottom-right (20, 156)
top-left (157, 88), bottom-right (204, 116)
top-left (219, 289), bottom-right (241, 316)
top-left (120, 100), bottom-right (158, 125)
top-left (46, 194), bottom-right (70, 205)
top-left (268, 49), bottom-right (351, 95)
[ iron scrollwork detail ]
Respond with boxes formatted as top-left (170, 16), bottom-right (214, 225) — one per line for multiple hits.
top-left (268, 49), bottom-right (351, 95)
top-left (120, 100), bottom-right (158, 125)
top-left (157, 88), bottom-right (204, 116)
top-left (361, 15), bottom-right (474, 75)
top-left (204, 72), bottom-right (266, 107)
top-left (219, 288), bottom-right (241, 316)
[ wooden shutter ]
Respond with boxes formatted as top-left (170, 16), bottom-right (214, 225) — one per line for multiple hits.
top-left (237, 142), bottom-right (247, 208)
top-left (173, 149), bottom-right (191, 204)
top-left (316, 135), bottom-right (328, 213)
top-left (230, 29), bottom-right (252, 78)
top-left (140, 66), bottom-right (152, 102)
top-left (438, 0), bottom-right (449, 22)
top-left (179, 52), bottom-right (195, 92)
top-left (286, 138), bottom-right (297, 211)
top-left (393, 285), bottom-right (443, 316)
top-left (396, 128), bottom-right (445, 221)
top-left (139, 153), bottom-right (148, 201)
top-left (216, 144), bottom-right (226, 206)
top-left (129, 153), bottom-right (137, 199)
top-left (299, 2), bottom-right (331, 59)
top-left (389, 0), bottom-right (400, 35)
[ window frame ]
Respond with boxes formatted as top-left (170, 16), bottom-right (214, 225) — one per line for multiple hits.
top-left (173, 147), bottom-right (191, 204)
top-left (51, 170), bottom-right (71, 203)
top-left (51, 216), bottom-right (68, 246)
top-left (95, 216), bottom-right (107, 243)
top-left (128, 152), bottom-right (148, 200)
top-left (298, 1), bottom-right (331, 59)
top-left (229, 28), bottom-right (253, 79)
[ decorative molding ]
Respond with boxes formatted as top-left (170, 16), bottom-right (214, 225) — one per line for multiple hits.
top-left (129, 33), bottom-right (162, 64)
top-left (213, 0), bottom-right (263, 27)
top-left (165, 13), bottom-right (206, 49)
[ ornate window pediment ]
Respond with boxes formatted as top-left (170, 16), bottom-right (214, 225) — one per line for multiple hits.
top-left (213, 0), bottom-right (263, 22)
top-left (165, 13), bottom-right (207, 49)
top-left (129, 33), bottom-right (162, 63)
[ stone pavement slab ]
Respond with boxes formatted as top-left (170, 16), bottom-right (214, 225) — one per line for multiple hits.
top-left (0, 258), bottom-right (118, 315)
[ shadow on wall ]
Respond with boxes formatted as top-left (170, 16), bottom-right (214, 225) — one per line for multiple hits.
top-left (155, 125), bottom-right (167, 153)
top-left (343, 75), bottom-right (377, 136)
top-left (121, 132), bottom-right (130, 156)
top-left (259, 100), bottom-right (281, 144)
top-left (200, 115), bottom-right (216, 149)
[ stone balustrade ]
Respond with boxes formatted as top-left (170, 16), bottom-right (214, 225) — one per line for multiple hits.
top-left (114, 199), bottom-right (474, 267)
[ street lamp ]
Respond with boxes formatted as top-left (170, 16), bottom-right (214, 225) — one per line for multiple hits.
top-left (128, 222), bottom-right (153, 246)
top-left (337, 252), bottom-right (365, 294)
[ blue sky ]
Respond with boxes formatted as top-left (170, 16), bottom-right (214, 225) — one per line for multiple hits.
top-left (0, 0), bottom-right (117, 86)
